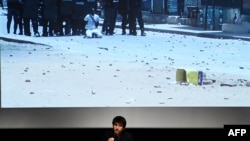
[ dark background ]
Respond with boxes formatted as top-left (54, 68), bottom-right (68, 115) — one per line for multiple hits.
top-left (1, 128), bottom-right (225, 140)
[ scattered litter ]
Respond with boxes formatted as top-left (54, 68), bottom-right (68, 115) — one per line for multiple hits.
top-left (246, 82), bottom-right (250, 87)
top-left (98, 47), bottom-right (108, 51)
top-left (220, 83), bottom-right (237, 87)
top-left (126, 98), bottom-right (136, 104)
top-left (25, 79), bottom-right (31, 82)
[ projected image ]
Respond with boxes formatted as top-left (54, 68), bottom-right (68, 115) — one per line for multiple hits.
top-left (1, 0), bottom-right (250, 107)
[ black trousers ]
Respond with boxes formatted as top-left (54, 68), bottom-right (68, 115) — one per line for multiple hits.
top-left (7, 8), bottom-right (19, 34)
top-left (0, 0), bottom-right (3, 9)
top-left (42, 19), bottom-right (57, 36)
top-left (129, 10), bottom-right (144, 34)
top-left (23, 18), bottom-right (39, 36)
top-left (120, 12), bottom-right (128, 30)
top-left (103, 7), bottom-right (117, 34)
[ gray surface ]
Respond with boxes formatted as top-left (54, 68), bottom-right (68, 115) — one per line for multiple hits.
top-left (0, 107), bottom-right (250, 128)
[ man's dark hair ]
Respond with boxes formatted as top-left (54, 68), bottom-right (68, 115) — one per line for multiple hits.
top-left (112, 116), bottom-right (127, 128)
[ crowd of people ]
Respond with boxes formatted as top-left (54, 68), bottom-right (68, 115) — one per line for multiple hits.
top-left (102, 0), bottom-right (146, 36)
top-left (5, 0), bottom-right (146, 39)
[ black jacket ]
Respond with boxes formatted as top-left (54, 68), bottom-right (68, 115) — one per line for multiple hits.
top-left (59, 0), bottom-right (73, 16)
top-left (7, 0), bottom-right (19, 9)
top-left (102, 130), bottom-right (134, 141)
top-left (22, 0), bottom-right (39, 18)
top-left (117, 0), bottom-right (129, 14)
top-left (129, 0), bottom-right (143, 12)
top-left (42, 0), bottom-right (58, 20)
top-left (72, 0), bottom-right (85, 19)
top-left (103, 0), bottom-right (115, 9)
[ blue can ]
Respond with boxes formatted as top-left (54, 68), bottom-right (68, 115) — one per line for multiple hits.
top-left (198, 71), bottom-right (203, 85)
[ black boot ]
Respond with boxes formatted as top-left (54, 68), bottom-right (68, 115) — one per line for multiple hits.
top-left (122, 29), bottom-right (126, 35)
top-left (132, 30), bottom-right (137, 36)
top-left (141, 29), bottom-right (146, 36)
top-left (129, 30), bottom-right (137, 36)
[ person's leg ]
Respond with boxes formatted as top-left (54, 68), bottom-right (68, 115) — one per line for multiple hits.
top-left (80, 20), bottom-right (85, 35)
top-left (0, 0), bottom-right (4, 9)
top-left (49, 19), bottom-right (57, 36)
top-left (42, 19), bottom-right (48, 36)
top-left (128, 11), bottom-right (136, 35)
top-left (101, 9), bottom-right (107, 33)
top-left (137, 11), bottom-right (146, 36)
top-left (104, 8), bottom-right (111, 35)
top-left (7, 10), bottom-right (13, 34)
top-left (55, 18), bottom-right (64, 36)
top-left (13, 10), bottom-right (19, 34)
top-left (109, 8), bottom-right (116, 35)
top-left (18, 13), bottom-right (23, 35)
top-left (93, 29), bottom-right (102, 38)
top-left (71, 19), bottom-right (78, 35)
top-left (65, 17), bottom-right (72, 36)
top-left (23, 18), bottom-right (31, 36)
top-left (121, 12), bottom-right (128, 35)
top-left (85, 30), bottom-right (92, 38)
top-left (31, 18), bottom-right (40, 37)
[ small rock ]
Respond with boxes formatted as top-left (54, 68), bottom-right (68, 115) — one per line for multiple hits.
top-left (246, 82), bottom-right (250, 87)
top-left (25, 79), bottom-right (31, 82)
top-left (220, 83), bottom-right (237, 87)
top-left (154, 85), bottom-right (161, 88)
top-left (157, 91), bottom-right (162, 93)
top-left (202, 79), bottom-right (215, 85)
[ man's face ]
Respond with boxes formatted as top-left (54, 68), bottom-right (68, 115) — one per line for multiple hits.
top-left (91, 9), bottom-right (95, 15)
top-left (113, 122), bottom-right (124, 135)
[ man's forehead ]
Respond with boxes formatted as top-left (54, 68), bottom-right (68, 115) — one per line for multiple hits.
top-left (114, 122), bottom-right (123, 125)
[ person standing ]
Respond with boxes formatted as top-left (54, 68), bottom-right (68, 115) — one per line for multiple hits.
top-left (0, 0), bottom-right (4, 9)
top-left (22, 0), bottom-right (40, 37)
top-left (128, 0), bottom-right (146, 36)
top-left (102, 0), bottom-right (117, 35)
top-left (41, 0), bottom-right (58, 37)
top-left (17, 0), bottom-right (24, 35)
top-left (84, 8), bottom-right (102, 38)
top-left (6, 0), bottom-right (19, 34)
top-left (72, 0), bottom-right (85, 36)
top-left (58, 0), bottom-right (73, 36)
top-left (102, 116), bottom-right (134, 141)
top-left (135, 0), bottom-right (146, 36)
top-left (117, 0), bottom-right (129, 35)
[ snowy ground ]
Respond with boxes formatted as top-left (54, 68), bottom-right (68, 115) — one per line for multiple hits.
top-left (1, 9), bottom-right (250, 107)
